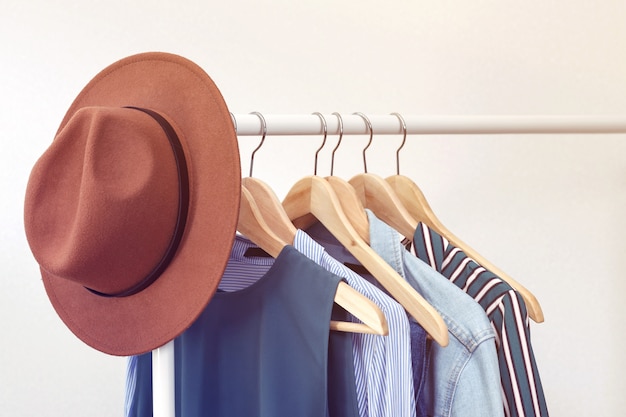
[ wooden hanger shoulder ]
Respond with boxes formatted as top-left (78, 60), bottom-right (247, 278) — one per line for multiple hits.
top-left (386, 174), bottom-right (544, 323)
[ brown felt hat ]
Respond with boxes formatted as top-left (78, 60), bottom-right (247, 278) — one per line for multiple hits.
top-left (24, 52), bottom-right (241, 356)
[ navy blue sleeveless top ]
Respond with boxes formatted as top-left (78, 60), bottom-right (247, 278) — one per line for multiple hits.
top-left (127, 242), bottom-right (358, 417)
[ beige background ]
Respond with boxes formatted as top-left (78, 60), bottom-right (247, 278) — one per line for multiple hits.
top-left (1, 1), bottom-right (625, 415)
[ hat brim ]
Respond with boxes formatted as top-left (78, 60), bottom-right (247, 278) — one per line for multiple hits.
top-left (41, 52), bottom-right (241, 356)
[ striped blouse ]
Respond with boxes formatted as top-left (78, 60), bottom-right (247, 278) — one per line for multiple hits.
top-left (294, 229), bottom-right (417, 417)
top-left (411, 223), bottom-right (549, 417)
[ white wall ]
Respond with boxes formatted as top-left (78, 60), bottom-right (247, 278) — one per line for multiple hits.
top-left (2, 1), bottom-right (625, 415)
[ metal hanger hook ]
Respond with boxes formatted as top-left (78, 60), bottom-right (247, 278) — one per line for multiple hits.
top-left (330, 112), bottom-right (344, 176)
top-left (248, 111), bottom-right (267, 177)
top-left (312, 112), bottom-right (328, 176)
top-left (391, 112), bottom-right (407, 175)
top-left (353, 112), bottom-right (373, 173)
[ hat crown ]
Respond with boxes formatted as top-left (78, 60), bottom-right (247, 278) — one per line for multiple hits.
top-left (25, 106), bottom-right (180, 295)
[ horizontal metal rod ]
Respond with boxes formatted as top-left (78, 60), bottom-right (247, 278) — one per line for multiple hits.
top-left (231, 114), bottom-right (626, 136)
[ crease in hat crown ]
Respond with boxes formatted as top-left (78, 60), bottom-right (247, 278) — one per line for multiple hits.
top-left (25, 106), bottom-right (182, 296)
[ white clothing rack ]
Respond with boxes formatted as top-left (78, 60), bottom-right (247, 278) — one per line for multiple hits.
top-left (152, 113), bottom-right (626, 417)
top-left (231, 113), bottom-right (626, 136)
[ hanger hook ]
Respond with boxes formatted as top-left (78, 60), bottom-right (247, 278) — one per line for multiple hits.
top-left (330, 112), bottom-right (344, 176)
top-left (248, 112), bottom-right (267, 177)
top-left (353, 112), bottom-right (373, 173)
top-left (312, 112), bottom-right (328, 175)
top-left (391, 113), bottom-right (407, 175)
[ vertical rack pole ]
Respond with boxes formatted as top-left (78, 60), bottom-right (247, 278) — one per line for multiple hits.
top-left (153, 341), bottom-right (176, 417)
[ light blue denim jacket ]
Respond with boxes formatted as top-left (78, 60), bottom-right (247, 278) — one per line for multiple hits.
top-left (367, 210), bottom-right (504, 417)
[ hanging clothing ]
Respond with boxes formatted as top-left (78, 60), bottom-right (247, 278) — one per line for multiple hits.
top-left (293, 229), bottom-right (416, 417)
top-left (366, 210), bottom-right (504, 417)
top-left (412, 223), bottom-right (549, 417)
top-left (126, 237), bottom-right (355, 417)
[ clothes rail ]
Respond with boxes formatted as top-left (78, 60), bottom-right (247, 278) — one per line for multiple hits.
top-left (231, 114), bottom-right (626, 135)
top-left (153, 112), bottom-right (626, 417)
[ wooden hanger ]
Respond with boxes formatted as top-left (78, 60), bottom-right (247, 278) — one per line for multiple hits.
top-left (283, 175), bottom-right (449, 346)
top-left (239, 113), bottom-right (389, 335)
top-left (385, 113), bottom-right (544, 323)
top-left (386, 175), bottom-right (544, 323)
top-left (348, 112), bottom-right (418, 241)
top-left (350, 172), bottom-right (417, 240)
top-left (242, 177), bottom-right (297, 243)
top-left (325, 176), bottom-right (370, 243)
top-left (315, 112), bottom-right (370, 243)
top-left (240, 182), bottom-right (388, 335)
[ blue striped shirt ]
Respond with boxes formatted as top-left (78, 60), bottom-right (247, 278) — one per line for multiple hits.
top-left (294, 229), bottom-right (416, 417)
